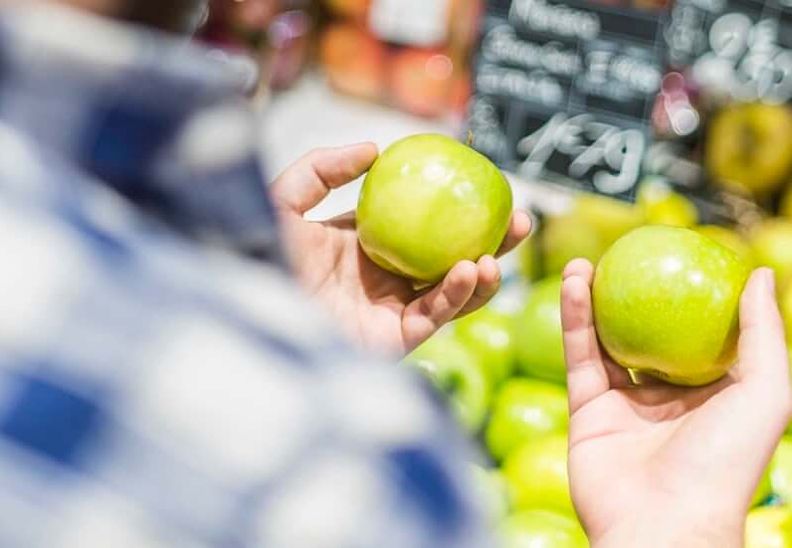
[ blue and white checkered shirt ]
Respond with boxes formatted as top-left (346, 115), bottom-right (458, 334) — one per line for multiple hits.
top-left (0, 5), bottom-right (490, 547)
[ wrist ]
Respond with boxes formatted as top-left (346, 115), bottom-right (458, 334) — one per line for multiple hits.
top-left (590, 511), bottom-right (744, 548)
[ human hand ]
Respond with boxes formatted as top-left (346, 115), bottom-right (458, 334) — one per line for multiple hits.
top-left (270, 143), bottom-right (531, 355)
top-left (560, 259), bottom-right (792, 548)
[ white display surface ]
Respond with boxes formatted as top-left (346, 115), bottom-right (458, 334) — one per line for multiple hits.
top-left (261, 75), bottom-right (452, 221)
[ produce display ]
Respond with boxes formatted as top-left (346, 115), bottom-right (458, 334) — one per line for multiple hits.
top-left (395, 164), bottom-right (792, 545)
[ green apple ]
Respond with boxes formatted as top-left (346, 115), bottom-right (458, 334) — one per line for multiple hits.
top-left (471, 465), bottom-right (511, 522)
top-left (750, 220), bottom-right (792, 289)
top-left (502, 434), bottom-right (574, 515)
top-left (593, 226), bottom-right (750, 386)
top-left (518, 234), bottom-right (542, 282)
top-left (695, 225), bottom-right (754, 266)
top-left (637, 179), bottom-right (698, 228)
top-left (456, 306), bottom-right (517, 386)
top-left (771, 437), bottom-right (792, 504)
top-left (745, 506), bottom-right (792, 548)
top-left (498, 509), bottom-right (588, 548)
top-left (781, 283), bottom-right (792, 345)
top-left (706, 102), bottom-right (792, 195)
top-left (485, 378), bottom-right (569, 462)
top-left (780, 185), bottom-right (792, 220)
top-left (515, 277), bottom-right (566, 384)
top-left (357, 134), bottom-right (513, 283)
top-left (755, 467), bottom-right (773, 507)
top-left (572, 193), bottom-right (645, 247)
top-left (541, 214), bottom-right (606, 275)
top-left (403, 331), bottom-right (490, 432)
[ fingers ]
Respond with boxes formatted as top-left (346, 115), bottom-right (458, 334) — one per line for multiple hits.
top-left (736, 268), bottom-right (791, 398)
top-left (270, 143), bottom-right (379, 216)
top-left (495, 210), bottom-right (533, 258)
top-left (458, 255), bottom-right (502, 316)
top-left (561, 259), bottom-right (613, 414)
top-left (402, 261), bottom-right (478, 351)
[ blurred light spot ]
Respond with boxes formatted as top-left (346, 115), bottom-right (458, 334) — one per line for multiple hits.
top-left (426, 55), bottom-right (453, 81)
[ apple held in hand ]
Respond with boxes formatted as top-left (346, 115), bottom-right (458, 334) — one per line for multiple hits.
top-left (485, 378), bottom-right (568, 462)
top-left (502, 433), bottom-right (574, 515)
top-left (357, 134), bottom-right (513, 283)
top-left (593, 226), bottom-right (750, 386)
top-left (403, 331), bottom-right (490, 432)
top-left (515, 277), bottom-right (566, 384)
top-left (498, 509), bottom-right (588, 548)
top-left (745, 506), bottom-right (792, 548)
top-left (695, 225), bottom-right (754, 266)
top-left (455, 306), bottom-right (516, 385)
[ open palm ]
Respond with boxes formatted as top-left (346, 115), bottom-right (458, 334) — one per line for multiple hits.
top-left (271, 143), bottom-right (531, 355)
top-left (560, 259), bottom-right (792, 547)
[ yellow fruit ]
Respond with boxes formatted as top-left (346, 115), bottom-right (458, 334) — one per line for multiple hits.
top-left (750, 219), bottom-right (792, 288)
top-left (637, 181), bottom-right (698, 228)
top-left (706, 103), bottom-right (792, 195)
top-left (540, 214), bottom-right (606, 275)
top-left (572, 194), bottom-right (644, 247)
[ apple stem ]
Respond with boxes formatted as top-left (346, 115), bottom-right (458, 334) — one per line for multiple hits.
top-left (627, 368), bottom-right (645, 386)
top-left (466, 130), bottom-right (474, 147)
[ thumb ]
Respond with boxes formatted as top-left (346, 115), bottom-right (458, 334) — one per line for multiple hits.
top-left (737, 268), bottom-right (789, 393)
top-left (270, 143), bottom-right (379, 216)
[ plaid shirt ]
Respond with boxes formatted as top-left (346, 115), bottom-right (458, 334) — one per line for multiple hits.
top-left (0, 5), bottom-right (490, 547)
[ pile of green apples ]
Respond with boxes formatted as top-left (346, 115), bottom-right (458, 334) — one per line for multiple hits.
top-left (403, 184), bottom-right (792, 547)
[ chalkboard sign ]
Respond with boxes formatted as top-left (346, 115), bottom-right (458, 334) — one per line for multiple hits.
top-left (468, 0), bottom-right (669, 201)
top-left (667, 0), bottom-right (792, 104)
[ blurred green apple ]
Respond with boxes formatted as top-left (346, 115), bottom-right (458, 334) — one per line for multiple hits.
top-left (695, 225), bottom-right (754, 266)
top-left (471, 465), bottom-right (511, 522)
top-left (771, 437), bottom-right (792, 504)
top-left (637, 180), bottom-right (698, 228)
top-left (781, 283), bottom-right (792, 345)
top-left (456, 306), bottom-right (516, 386)
top-left (755, 467), bottom-right (773, 507)
top-left (515, 277), bottom-right (566, 384)
top-left (519, 233), bottom-right (542, 282)
top-left (751, 219), bottom-right (792, 290)
top-left (403, 331), bottom-right (490, 432)
top-left (572, 194), bottom-right (644, 247)
top-left (593, 226), bottom-right (749, 386)
top-left (498, 509), bottom-right (588, 548)
top-left (502, 434), bottom-right (574, 515)
top-left (357, 134), bottom-right (513, 283)
top-left (745, 506), bottom-right (792, 548)
top-left (707, 102), bottom-right (792, 195)
top-left (485, 378), bottom-right (569, 462)
top-left (541, 214), bottom-right (606, 276)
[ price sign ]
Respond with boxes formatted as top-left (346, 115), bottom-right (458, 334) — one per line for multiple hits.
top-left (668, 0), bottom-right (792, 103)
top-left (468, 0), bottom-right (669, 201)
